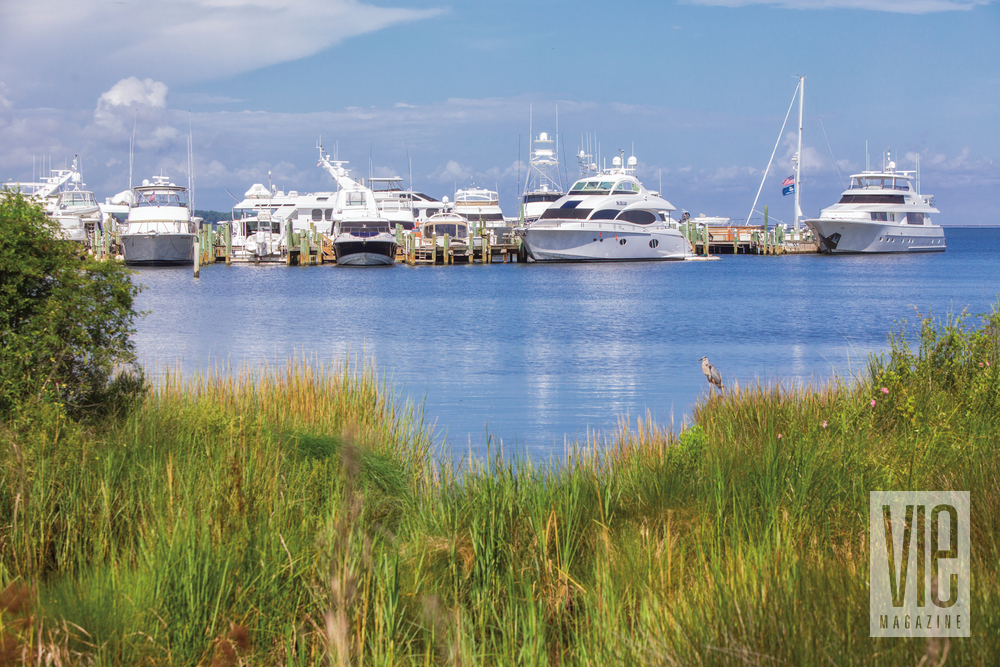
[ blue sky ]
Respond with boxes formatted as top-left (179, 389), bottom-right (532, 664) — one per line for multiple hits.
top-left (1, 0), bottom-right (997, 224)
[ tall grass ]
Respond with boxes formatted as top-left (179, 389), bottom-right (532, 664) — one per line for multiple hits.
top-left (1, 311), bottom-right (997, 665)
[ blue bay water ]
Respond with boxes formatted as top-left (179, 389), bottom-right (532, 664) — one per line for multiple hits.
top-left (132, 228), bottom-right (1000, 458)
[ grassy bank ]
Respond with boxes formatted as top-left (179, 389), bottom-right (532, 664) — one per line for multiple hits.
top-left (1, 312), bottom-right (998, 665)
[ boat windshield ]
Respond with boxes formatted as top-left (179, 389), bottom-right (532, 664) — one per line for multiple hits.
top-left (569, 180), bottom-right (615, 195)
top-left (456, 193), bottom-right (497, 204)
top-left (134, 190), bottom-right (187, 207)
top-left (241, 219), bottom-right (281, 234)
top-left (59, 192), bottom-right (98, 208)
top-left (424, 223), bottom-right (467, 239)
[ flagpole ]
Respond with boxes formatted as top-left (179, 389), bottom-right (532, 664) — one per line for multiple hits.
top-left (794, 75), bottom-right (804, 231)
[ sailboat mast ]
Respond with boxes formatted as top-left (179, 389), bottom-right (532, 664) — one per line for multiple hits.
top-left (794, 76), bottom-right (804, 230)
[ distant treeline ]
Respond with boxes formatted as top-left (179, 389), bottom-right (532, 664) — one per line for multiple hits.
top-left (194, 210), bottom-right (229, 225)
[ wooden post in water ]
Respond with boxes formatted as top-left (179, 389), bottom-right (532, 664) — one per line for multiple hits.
top-left (443, 233), bottom-right (451, 265)
top-left (225, 223), bottom-right (232, 265)
top-left (431, 233), bottom-right (437, 264)
top-left (193, 239), bottom-right (200, 277)
top-left (299, 230), bottom-right (308, 265)
top-left (764, 205), bottom-right (769, 255)
top-left (285, 225), bottom-right (293, 266)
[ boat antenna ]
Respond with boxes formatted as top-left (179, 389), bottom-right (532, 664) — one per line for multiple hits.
top-left (129, 110), bottom-right (137, 190)
top-left (793, 75), bottom-right (804, 231)
top-left (187, 113), bottom-right (195, 212)
top-left (555, 106), bottom-right (563, 191)
top-left (406, 143), bottom-right (413, 191)
top-left (517, 133), bottom-right (522, 197)
top-left (744, 79), bottom-right (798, 229)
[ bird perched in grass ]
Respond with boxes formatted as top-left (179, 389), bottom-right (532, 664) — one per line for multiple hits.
top-left (699, 356), bottom-right (724, 393)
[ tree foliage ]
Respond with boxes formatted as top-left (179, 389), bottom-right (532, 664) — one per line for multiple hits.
top-left (0, 191), bottom-right (143, 418)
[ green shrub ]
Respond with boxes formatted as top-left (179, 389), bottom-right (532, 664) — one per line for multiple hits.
top-left (0, 191), bottom-right (144, 419)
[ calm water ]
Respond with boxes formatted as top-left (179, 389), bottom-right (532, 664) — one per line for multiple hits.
top-left (133, 228), bottom-right (1000, 458)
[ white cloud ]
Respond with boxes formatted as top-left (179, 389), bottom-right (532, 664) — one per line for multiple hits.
top-left (682, 0), bottom-right (993, 12)
top-left (99, 77), bottom-right (168, 109)
top-left (90, 78), bottom-right (180, 152)
top-left (0, 0), bottom-right (443, 91)
top-left (430, 159), bottom-right (473, 184)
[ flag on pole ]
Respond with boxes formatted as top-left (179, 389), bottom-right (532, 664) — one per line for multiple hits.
top-left (782, 175), bottom-right (795, 187)
top-left (782, 184), bottom-right (795, 196)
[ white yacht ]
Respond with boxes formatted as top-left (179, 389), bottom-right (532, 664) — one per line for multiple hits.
top-left (521, 152), bottom-right (692, 262)
top-left (520, 131), bottom-right (563, 223)
top-left (804, 151), bottom-right (945, 253)
top-left (3, 156), bottom-right (104, 243)
top-left (368, 177), bottom-right (416, 231)
top-left (120, 175), bottom-right (196, 265)
top-left (330, 180), bottom-right (397, 266)
top-left (333, 216), bottom-right (397, 266)
top-left (419, 212), bottom-right (471, 262)
top-left (453, 185), bottom-right (508, 242)
top-left (409, 192), bottom-right (447, 223)
top-left (230, 183), bottom-right (335, 259)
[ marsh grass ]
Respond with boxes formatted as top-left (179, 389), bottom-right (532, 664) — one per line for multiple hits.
top-left (1, 312), bottom-right (998, 665)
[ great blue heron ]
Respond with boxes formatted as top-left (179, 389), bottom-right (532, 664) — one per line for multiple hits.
top-left (699, 356), bottom-right (724, 393)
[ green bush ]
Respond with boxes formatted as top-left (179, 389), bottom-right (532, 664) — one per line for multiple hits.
top-left (0, 191), bottom-right (144, 419)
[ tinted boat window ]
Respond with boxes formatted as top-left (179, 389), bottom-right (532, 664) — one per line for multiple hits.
top-left (540, 208), bottom-right (592, 220)
top-left (616, 210), bottom-right (656, 225)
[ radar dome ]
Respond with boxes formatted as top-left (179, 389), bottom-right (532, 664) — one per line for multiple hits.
top-left (442, 196), bottom-right (449, 203)
top-left (142, 179), bottom-right (150, 186)
top-left (627, 156), bottom-right (637, 167)
top-left (539, 132), bottom-right (548, 141)
top-left (612, 156), bottom-right (622, 167)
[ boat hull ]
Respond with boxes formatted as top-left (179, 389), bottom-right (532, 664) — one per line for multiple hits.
top-left (804, 218), bottom-right (946, 253)
top-left (523, 222), bottom-right (691, 261)
top-left (334, 238), bottom-right (397, 266)
top-left (121, 233), bottom-right (195, 265)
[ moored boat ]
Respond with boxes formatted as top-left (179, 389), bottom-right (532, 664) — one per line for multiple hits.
top-left (803, 151), bottom-right (945, 253)
top-left (521, 151), bottom-right (691, 262)
top-left (120, 175), bottom-right (196, 265)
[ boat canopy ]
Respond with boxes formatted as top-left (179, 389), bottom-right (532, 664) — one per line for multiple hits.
top-left (132, 188), bottom-right (188, 207)
top-left (568, 178), bottom-right (640, 196)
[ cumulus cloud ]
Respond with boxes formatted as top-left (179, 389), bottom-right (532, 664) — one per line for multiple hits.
top-left (99, 77), bottom-right (168, 109)
top-left (430, 159), bottom-right (473, 184)
top-left (89, 78), bottom-right (180, 152)
top-left (682, 0), bottom-right (993, 12)
top-left (0, 0), bottom-right (443, 92)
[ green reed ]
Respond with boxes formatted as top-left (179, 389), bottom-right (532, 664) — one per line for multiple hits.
top-left (0, 310), bottom-right (997, 665)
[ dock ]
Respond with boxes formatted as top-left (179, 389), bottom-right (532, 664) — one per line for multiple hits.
top-left (192, 221), bottom-right (818, 276)
top-left (679, 222), bottom-right (818, 255)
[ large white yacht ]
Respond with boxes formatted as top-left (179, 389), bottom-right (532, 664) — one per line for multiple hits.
top-left (368, 176), bottom-right (416, 230)
top-left (521, 151), bottom-right (692, 262)
top-left (453, 186), bottom-right (504, 223)
top-left (330, 180), bottom-right (397, 266)
top-left (4, 156), bottom-right (104, 243)
top-left (803, 151), bottom-right (945, 253)
top-left (520, 131), bottom-right (563, 223)
top-left (120, 175), bottom-right (196, 265)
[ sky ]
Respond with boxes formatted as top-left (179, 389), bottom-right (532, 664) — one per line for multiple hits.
top-left (1, 0), bottom-right (998, 225)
